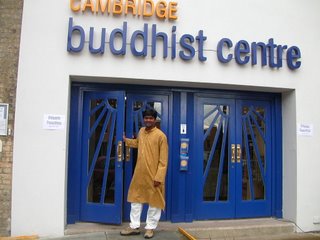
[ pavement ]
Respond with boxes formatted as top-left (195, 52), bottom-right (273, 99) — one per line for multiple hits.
top-left (3, 219), bottom-right (320, 240)
top-left (41, 231), bottom-right (185, 240)
top-left (3, 232), bottom-right (320, 240)
top-left (38, 231), bottom-right (320, 240)
top-left (39, 231), bottom-right (320, 240)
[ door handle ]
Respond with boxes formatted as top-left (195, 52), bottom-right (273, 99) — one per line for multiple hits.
top-left (117, 141), bottom-right (123, 162)
top-left (236, 144), bottom-right (241, 163)
top-left (125, 146), bottom-right (130, 162)
top-left (231, 144), bottom-right (236, 163)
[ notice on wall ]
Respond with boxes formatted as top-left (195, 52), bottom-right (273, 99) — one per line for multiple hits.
top-left (297, 123), bottom-right (314, 136)
top-left (43, 114), bottom-right (65, 130)
top-left (0, 104), bottom-right (9, 136)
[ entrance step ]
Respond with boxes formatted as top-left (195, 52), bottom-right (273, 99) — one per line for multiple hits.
top-left (64, 218), bottom-right (309, 239)
top-left (179, 218), bottom-right (295, 239)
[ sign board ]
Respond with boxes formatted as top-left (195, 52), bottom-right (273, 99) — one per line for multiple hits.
top-left (297, 123), bottom-right (313, 136)
top-left (0, 104), bottom-right (9, 136)
top-left (67, 1), bottom-right (301, 70)
top-left (43, 114), bottom-right (65, 130)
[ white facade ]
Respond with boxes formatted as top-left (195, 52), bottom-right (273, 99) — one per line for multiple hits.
top-left (11, 0), bottom-right (320, 237)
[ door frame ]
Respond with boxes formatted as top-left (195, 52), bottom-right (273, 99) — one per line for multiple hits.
top-left (67, 83), bottom-right (282, 224)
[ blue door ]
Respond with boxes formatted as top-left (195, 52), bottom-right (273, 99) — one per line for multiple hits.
top-left (194, 96), bottom-right (272, 219)
top-left (123, 93), bottom-right (170, 221)
top-left (80, 91), bottom-right (125, 224)
top-left (194, 96), bottom-right (236, 219)
top-left (78, 90), bottom-right (170, 224)
top-left (235, 100), bottom-right (272, 217)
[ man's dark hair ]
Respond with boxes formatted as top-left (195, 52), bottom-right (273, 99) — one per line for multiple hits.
top-left (142, 109), bottom-right (158, 119)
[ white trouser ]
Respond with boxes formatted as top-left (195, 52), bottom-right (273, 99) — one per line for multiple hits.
top-left (129, 203), bottom-right (162, 230)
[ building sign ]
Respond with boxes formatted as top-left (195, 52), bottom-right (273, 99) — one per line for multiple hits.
top-left (67, 0), bottom-right (301, 70)
top-left (69, 0), bottom-right (178, 20)
top-left (0, 104), bottom-right (9, 136)
top-left (297, 123), bottom-right (314, 136)
top-left (43, 114), bottom-right (66, 130)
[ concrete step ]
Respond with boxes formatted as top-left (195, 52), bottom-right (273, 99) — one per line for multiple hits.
top-left (232, 233), bottom-right (320, 240)
top-left (180, 218), bottom-right (295, 239)
top-left (61, 218), bottom-right (311, 240)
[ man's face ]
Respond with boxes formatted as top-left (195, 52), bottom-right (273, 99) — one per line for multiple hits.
top-left (143, 115), bottom-right (156, 128)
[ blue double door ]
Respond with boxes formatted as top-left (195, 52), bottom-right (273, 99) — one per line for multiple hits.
top-left (193, 95), bottom-right (272, 219)
top-left (68, 86), bottom-right (279, 225)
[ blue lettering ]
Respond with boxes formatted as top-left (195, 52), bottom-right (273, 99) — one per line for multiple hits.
top-left (110, 22), bottom-right (127, 55)
top-left (130, 24), bottom-right (148, 57)
top-left (217, 38), bottom-right (301, 70)
top-left (67, 17), bottom-right (85, 52)
top-left (171, 26), bottom-right (177, 59)
top-left (287, 46), bottom-right (301, 69)
top-left (217, 38), bottom-right (233, 63)
top-left (235, 40), bottom-right (250, 65)
top-left (66, 19), bottom-right (302, 70)
top-left (276, 45), bottom-right (287, 68)
top-left (179, 34), bottom-right (195, 61)
top-left (89, 27), bottom-right (106, 54)
top-left (151, 24), bottom-right (168, 58)
top-left (196, 30), bottom-right (207, 62)
top-left (267, 38), bottom-right (278, 68)
top-left (251, 42), bottom-right (267, 66)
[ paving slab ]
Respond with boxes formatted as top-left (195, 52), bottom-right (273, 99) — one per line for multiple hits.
top-left (40, 230), bottom-right (186, 240)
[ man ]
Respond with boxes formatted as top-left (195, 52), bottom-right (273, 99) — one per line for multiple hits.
top-left (120, 109), bottom-right (168, 239)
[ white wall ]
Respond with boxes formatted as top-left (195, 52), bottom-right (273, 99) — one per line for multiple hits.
top-left (282, 91), bottom-right (297, 223)
top-left (12, 0), bottom-right (320, 236)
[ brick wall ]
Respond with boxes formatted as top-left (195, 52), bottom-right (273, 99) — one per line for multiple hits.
top-left (0, 0), bottom-right (23, 236)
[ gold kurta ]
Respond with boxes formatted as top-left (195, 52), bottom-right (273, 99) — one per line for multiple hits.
top-left (125, 127), bottom-right (168, 209)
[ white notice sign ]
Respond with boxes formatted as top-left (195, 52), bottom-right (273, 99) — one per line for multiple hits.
top-left (0, 104), bottom-right (9, 136)
top-left (43, 114), bottom-right (65, 130)
top-left (297, 123), bottom-right (313, 136)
